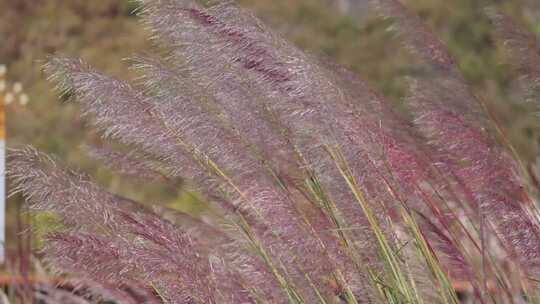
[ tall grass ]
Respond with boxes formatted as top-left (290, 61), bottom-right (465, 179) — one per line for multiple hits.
top-left (7, 0), bottom-right (540, 302)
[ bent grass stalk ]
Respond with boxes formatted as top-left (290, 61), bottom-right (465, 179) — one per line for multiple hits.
top-left (325, 145), bottom-right (418, 303)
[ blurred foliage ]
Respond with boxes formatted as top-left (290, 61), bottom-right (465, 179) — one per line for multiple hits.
top-left (3, 0), bottom-right (540, 249)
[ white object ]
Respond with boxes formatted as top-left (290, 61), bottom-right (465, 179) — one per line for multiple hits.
top-left (12, 82), bottom-right (22, 94)
top-left (4, 93), bottom-right (13, 105)
top-left (0, 140), bottom-right (5, 263)
top-left (19, 94), bottom-right (29, 106)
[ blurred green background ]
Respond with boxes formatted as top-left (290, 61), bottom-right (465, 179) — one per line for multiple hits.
top-left (2, 0), bottom-right (540, 251)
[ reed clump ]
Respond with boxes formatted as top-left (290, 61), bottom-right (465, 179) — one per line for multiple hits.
top-left (8, 0), bottom-right (540, 303)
